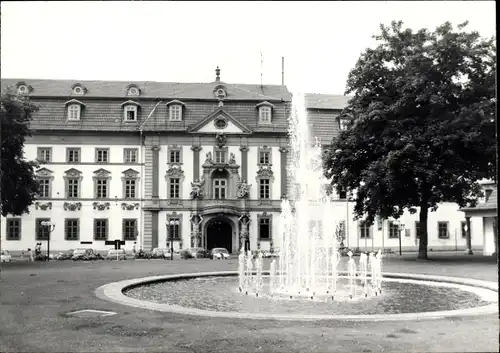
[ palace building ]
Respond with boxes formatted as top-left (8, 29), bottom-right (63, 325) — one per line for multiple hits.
top-left (0, 69), bottom-right (489, 254)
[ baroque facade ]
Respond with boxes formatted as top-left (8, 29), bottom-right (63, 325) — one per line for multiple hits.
top-left (0, 72), bottom-right (489, 254)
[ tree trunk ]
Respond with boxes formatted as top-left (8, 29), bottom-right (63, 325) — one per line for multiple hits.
top-left (418, 204), bottom-right (428, 259)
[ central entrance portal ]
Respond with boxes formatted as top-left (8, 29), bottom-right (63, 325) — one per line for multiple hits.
top-left (206, 217), bottom-right (233, 253)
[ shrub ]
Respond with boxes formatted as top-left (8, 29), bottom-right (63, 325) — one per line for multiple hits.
top-left (180, 250), bottom-right (193, 259)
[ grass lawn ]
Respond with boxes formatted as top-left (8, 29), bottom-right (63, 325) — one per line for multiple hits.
top-left (0, 253), bottom-right (498, 352)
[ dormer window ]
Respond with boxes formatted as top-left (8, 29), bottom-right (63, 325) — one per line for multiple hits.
top-left (124, 106), bottom-right (137, 121)
top-left (213, 85), bottom-right (227, 100)
top-left (121, 100), bottom-right (140, 122)
top-left (259, 107), bottom-right (272, 124)
top-left (127, 86), bottom-right (140, 96)
top-left (68, 105), bottom-right (81, 120)
top-left (72, 85), bottom-right (85, 95)
top-left (65, 99), bottom-right (85, 121)
top-left (17, 85), bottom-right (28, 94)
top-left (166, 100), bottom-right (186, 121)
top-left (256, 101), bottom-right (275, 124)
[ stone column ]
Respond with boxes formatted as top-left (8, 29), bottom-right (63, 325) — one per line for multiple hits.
top-left (239, 146), bottom-right (249, 181)
top-left (279, 147), bottom-right (288, 198)
top-left (151, 211), bottom-right (159, 249)
top-left (239, 214), bottom-right (251, 251)
top-left (190, 214), bottom-right (203, 249)
top-left (465, 216), bottom-right (473, 255)
top-left (191, 145), bottom-right (202, 181)
top-left (152, 146), bottom-right (160, 204)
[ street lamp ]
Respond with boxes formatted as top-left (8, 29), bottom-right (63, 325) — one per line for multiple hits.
top-left (167, 219), bottom-right (180, 260)
top-left (41, 221), bottom-right (56, 261)
top-left (394, 220), bottom-right (405, 256)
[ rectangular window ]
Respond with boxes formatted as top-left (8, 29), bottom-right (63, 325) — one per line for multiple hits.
top-left (6, 218), bottom-right (21, 240)
top-left (340, 118), bottom-right (350, 131)
top-left (169, 105), bottom-right (182, 121)
top-left (124, 106), bottom-right (137, 121)
top-left (259, 179), bottom-right (270, 199)
top-left (65, 219), bottom-right (80, 240)
top-left (359, 220), bottom-right (371, 238)
top-left (67, 148), bottom-right (81, 163)
top-left (95, 148), bottom-right (109, 163)
top-left (415, 221), bottom-right (421, 238)
top-left (388, 221), bottom-right (399, 238)
top-left (67, 105), bottom-right (81, 120)
top-left (259, 218), bottom-right (271, 239)
top-left (215, 150), bottom-right (226, 164)
top-left (213, 179), bottom-right (227, 199)
top-left (125, 179), bottom-right (136, 199)
top-left (122, 219), bottom-right (137, 241)
top-left (259, 107), bottom-right (272, 123)
top-left (67, 179), bottom-right (79, 198)
top-left (338, 188), bottom-right (347, 200)
top-left (438, 221), bottom-right (449, 239)
top-left (123, 148), bottom-right (138, 164)
top-left (169, 150), bottom-right (181, 164)
top-left (168, 219), bottom-right (181, 239)
top-left (37, 178), bottom-right (50, 198)
top-left (96, 179), bottom-right (108, 198)
top-left (35, 218), bottom-right (51, 241)
top-left (37, 148), bottom-right (52, 163)
top-left (169, 178), bottom-right (180, 199)
top-left (461, 221), bottom-right (467, 238)
top-left (259, 151), bottom-right (270, 165)
top-left (94, 219), bottom-right (108, 241)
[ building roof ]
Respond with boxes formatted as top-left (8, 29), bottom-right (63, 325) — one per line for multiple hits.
top-left (461, 188), bottom-right (497, 213)
top-left (304, 93), bottom-right (352, 110)
top-left (1, 78), bottom-right (292, 102)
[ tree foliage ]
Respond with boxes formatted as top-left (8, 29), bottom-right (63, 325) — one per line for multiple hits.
top-left (1, 87), bottom-right (40, 217)
top-left (323, 21), bottom-right (496, 259)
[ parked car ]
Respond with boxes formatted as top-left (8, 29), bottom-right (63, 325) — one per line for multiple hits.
top-left (72, 248), bottom-right (101, 261)
top-left (106, 249), bottom-right (127, 260)
top-left (189, 247), bottom-right (209, 258)
top-left (151, 248), bottom-right (170, 259)
top-left (210, 248), bottom-right (231, 260)
top-left (55, 249), bottom-right (74, 260)
top-left (1, 250), bottom-right (12, 262)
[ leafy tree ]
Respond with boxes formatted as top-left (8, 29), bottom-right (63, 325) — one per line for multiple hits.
top-left (323, 21), bottom-right (496, 259)
top-left (1, 87), bottom-right (40, 217)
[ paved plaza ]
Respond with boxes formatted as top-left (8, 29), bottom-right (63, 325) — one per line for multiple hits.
top-left (0, 253), bottom-right (498, 352)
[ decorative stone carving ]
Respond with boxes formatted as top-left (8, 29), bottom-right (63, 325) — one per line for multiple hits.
top-left (278, 146), bottom-right (289, 153)
top-left (122, 168), bottom-right (139, 179)
top-left (238, 213), bottom-right (251, 241)
top-left (93, 168), bottom-right (111, 178)
top-left (236, 177), bottom-right (251, 199)
top-left (35, 168), bottom-right (54, 177)
top-left (191, 145), bottom-right (202, 152)
top-left (35, 202), bottom-right (52, 210)
top-left (228, 153), bottom-right (236, 165)
top-left (64, 202), bottom-right (82, 211)
top-left (92, 202), bottom-right (110, 211)
top-left (64, 168), bottom-right (82, 178)
top-left (215, 131), bottom-right (227, 148)
top-left (165, 166), bottom-right (185, 179)
top-left (204, 151), bottom-right (213, 165)
top-left (121, 202), bottom-right (139, 210)
top-left (256, 167), bottom-right (274, 180)
top-left (239, 145), bottom-right (249, 152)
top-left (190, 179), bottom-right (205, 199)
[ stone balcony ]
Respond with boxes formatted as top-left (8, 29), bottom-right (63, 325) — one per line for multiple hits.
top-left (143, 198), bottom-right (282, 212)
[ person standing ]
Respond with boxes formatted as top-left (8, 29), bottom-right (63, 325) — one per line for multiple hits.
top-left (28, 248), bottom-right (34, 262)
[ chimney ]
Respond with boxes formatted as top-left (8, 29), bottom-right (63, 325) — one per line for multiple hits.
top-left (215, 66), bottom-right (221, 82)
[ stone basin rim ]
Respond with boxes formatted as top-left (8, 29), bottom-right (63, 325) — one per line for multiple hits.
top-left (95, 271), bottom-right (498, 322)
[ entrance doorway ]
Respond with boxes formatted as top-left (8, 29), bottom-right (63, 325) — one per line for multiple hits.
top-left (206, 217), bottom-right (233, 253)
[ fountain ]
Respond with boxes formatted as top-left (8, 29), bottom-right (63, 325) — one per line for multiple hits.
top-left (237, 92), bottom-right (383, 301)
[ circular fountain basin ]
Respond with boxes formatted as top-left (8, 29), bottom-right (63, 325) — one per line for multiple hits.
top-left (96, 272), bottom-right (498, 321)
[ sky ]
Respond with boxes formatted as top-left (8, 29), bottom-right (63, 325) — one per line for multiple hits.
top-left (0, 1), bottom-right (496, 95)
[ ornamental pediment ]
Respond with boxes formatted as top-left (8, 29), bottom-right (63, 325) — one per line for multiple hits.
top-left (36, 167), bottom-right (54, 177)
top-left (93, 168), bottom-right (111, 178)
top-left (188, 108), bottom-right (252, 135)
top-left (64, 168), bottom-right (82, 177)
top-left (122, 168), bottom-right (140, 178)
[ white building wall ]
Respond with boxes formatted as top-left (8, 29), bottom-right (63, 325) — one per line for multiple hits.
top-left (483, 218), bottom-right (496, 255)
